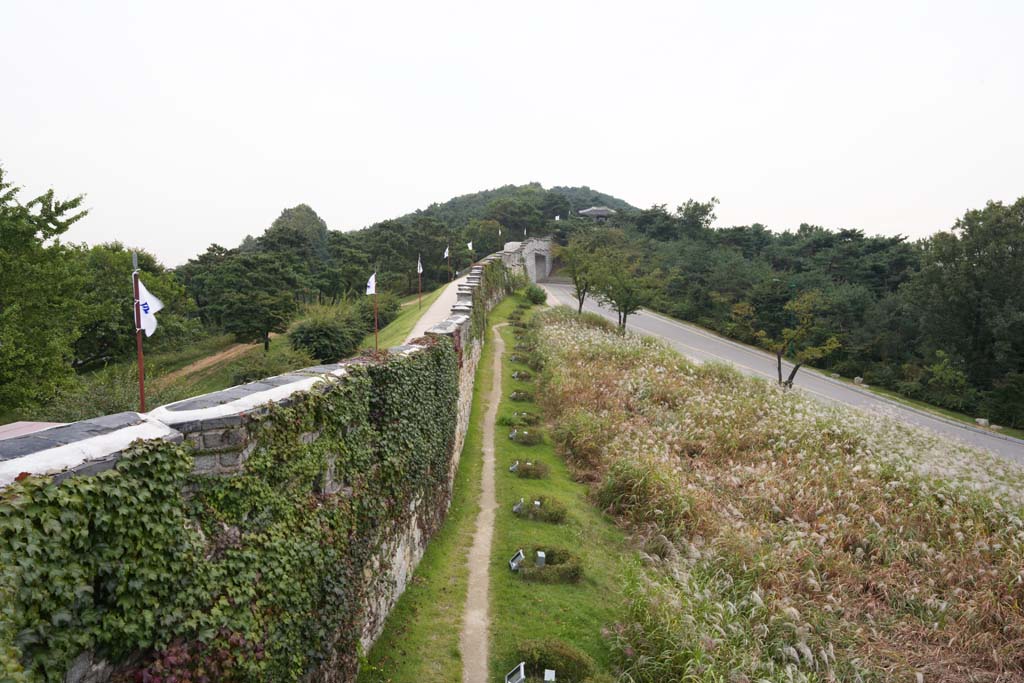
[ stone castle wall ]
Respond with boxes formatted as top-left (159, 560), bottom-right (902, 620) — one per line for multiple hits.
top-left (0, 252), bottom-right (516, 682)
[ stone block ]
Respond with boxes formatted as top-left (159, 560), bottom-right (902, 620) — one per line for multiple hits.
top-left (202, 428), bottom-right (247, 451)
top-left (192, 454), bottom-right (220, 474)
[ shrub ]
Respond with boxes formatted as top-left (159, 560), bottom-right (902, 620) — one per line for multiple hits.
top-left (497, 412), bottom-right (540, 427)
top-left (512, 496), bottom-right (567, 524)
top-left (509, 428), bottom-right (543, 445)
top-left (513, 639), bottom-right (596, 682)
top-left (36, 364), bottom-right (194, 422)
top-left (227, 346), bottom-right (315, 385)
top-left (355, 291), bottom-right (401, 329)
top-left (510, 390), bottom-right (534, 402)
top-left (516, 462), bottom-right (549, 479)
top-left (525, 284), bottom-right (547, 305)
top-left (518, 547), bottom-right (583, 584)
top-left (512, 370), bottom-right (532, 381)
top-left (288, 315), bottom-right (363, 362)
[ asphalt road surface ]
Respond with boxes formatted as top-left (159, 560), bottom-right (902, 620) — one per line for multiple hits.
top-left (543, 283), bottom-right (1024, 466)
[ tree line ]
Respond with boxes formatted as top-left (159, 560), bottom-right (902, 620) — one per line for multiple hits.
top-left (559, 198), bottom-right (1024, 427)
top-left (0, 168), bottom-right (593, 418)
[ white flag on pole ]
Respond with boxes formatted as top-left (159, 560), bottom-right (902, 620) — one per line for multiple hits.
top-left (366, 272), bottom-right (376, 295)
top-left (467, 241), bottom-right (473, 251)
top-left (417, 254), bottom-right (423, 274)
top-left (136, 278), bottom-right (164, 337)
top-left (498, 225), bottom-right (502, 237)
top-left (444, 245), bottom-right (449, 259)
top-left (555, 215), bottom-right (560, 221)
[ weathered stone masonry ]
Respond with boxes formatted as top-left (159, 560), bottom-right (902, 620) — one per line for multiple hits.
top-left (0, 253), bottom-right (513, 682)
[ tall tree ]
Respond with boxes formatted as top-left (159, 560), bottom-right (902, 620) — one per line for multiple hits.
top-left (592, 247), bottom-right (651, 331)
top-left (216, 254), bottom-right (298, 351)
top-left (558, 232), bottom-right (596, 313)
top-left (0, 166), bottom-right (87, 413)
top-left (755, 290), bottom-right (841, 387)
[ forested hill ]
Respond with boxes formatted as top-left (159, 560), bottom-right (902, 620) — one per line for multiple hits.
top-left (398, 182), bottom-right (635, 230)
top-left (559, 197), bottom-right (1024, 428)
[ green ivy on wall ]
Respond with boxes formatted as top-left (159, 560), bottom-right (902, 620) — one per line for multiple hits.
top-left (0, 337), bottom-right (459, 683)
top-left (471, 260), bottom-right (511, 341)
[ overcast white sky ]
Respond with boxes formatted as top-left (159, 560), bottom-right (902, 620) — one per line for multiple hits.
top-left (2, 0), bottom-right (1022, 265)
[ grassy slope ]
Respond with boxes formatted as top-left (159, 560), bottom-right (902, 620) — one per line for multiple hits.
top-left (488, 305), bottom-right (629, 678)
top-left (356, 303), bottom-right (491, 682)
top-left (361, 285), bottom-right (446, 351)
top-left (168, 289), bottom-right (444, 399)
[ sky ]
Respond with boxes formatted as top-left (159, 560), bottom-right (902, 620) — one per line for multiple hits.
top-left (2, 0), bottom-right (1022, 266)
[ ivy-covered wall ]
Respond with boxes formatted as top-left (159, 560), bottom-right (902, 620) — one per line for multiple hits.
top-left (0, 255), bottom-right (518, 683)
top-left (0, 341), bottom-right (458, 682)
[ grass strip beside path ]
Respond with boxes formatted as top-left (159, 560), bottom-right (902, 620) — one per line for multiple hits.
top-left (356, 306), bottom-right (495, 682)
top-left (488, 301), bottom-right (630, 680)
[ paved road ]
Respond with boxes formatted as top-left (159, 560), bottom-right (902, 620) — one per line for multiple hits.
top-left (543, 283), bottom-right (1024, 466)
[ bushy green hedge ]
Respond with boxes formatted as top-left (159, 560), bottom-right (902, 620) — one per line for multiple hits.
top-left (289, 314), bottom-right (364, 363)
top-left (289, 296), bottom-right (398, 363)
top-left (517, 547), bottom-right (583, 584)
top-left (0, 338), bottom-right (459, 682)
top-left (512, 496), bottom-right (566, 524)
top-left (513, 639), bottom-right (596, 682)
top-left (515, 462), bottom-right (549, 479)
top-left (524, 284), bottom-right (547, 305)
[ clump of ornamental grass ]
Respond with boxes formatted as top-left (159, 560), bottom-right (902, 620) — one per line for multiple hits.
top-left (533, 308), bottom-right (1024, 681)
top-left (512, 496), bottom-right (567, 524)
top-left (497, 411), bottom-right (540, 427)
top-left (509, 428), bottom-right (543, 446)
top-left (512, 639), bottom-right (596, 682)
top-left (510, 390), bottom-right (534, 402)
top-left (515, 462), bottom-right (549, 479)
top-left (512, 370), bottom-right (532, 381)
top-left (517, 547), bottom-right (582, 584)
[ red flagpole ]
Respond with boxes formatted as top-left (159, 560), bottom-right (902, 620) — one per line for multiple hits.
top-left (132, 260), bottom-right (146, 412)
top-left (448, 253), bottom-right (451, 282)
top-left (373, 291), bottom-right (379, 352)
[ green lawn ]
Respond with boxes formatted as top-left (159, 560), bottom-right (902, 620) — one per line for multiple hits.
top-left (361, 285), bottom-right (446, 351)
top-left (357, 301), bottom-right (494, 682)
top-left (488, 307), bottom-right (629, 679)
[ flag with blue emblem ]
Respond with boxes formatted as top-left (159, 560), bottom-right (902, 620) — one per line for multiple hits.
top-left (136, 278), bottom-right (164, 337)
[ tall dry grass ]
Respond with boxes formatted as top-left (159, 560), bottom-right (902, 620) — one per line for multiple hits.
top-left (534, 308), bottom-right (1024, 682)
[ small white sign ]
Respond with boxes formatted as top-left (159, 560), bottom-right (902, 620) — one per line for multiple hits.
top-left (509, 549), bottom-right (525, 572)
top-left (545, 670), bottom-right (556, 681)
top-left (505, 662), bottom-right (526, 683)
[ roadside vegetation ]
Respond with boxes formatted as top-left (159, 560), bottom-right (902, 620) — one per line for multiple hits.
top-left (556, 196), bottom-right (1024, 429)
top-left (532, 307), bottom-right (1024, 681)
